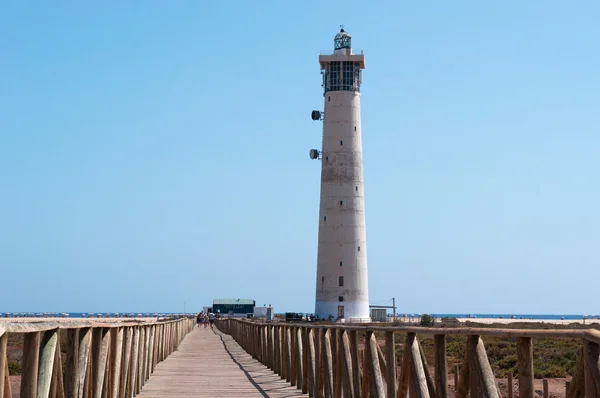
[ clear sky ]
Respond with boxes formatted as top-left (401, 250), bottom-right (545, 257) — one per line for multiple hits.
top-left (1, 1), bottom-right (599, 315)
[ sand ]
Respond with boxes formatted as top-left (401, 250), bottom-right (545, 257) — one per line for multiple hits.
top-left (0, 317), bottom-right (158, 323)
top-left (455, 317), bottom-right (595, 325)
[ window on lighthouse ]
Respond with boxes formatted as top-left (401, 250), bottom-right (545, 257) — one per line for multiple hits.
top-left (329, 62), bottom-right (340, 91)
top-left (342, 62), bottom-right (354, 90)
top-left (338, 276), bottom-right (344, 287)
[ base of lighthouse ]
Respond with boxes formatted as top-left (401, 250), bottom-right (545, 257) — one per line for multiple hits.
top-left (315, 300), bottom-right (370, 322)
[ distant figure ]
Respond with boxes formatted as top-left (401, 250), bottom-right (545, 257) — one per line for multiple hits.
top-left (209, 312), bottom-right (215, 328)
top-left (196, 312), bottom-right (202, 328)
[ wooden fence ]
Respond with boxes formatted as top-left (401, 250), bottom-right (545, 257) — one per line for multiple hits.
top-left (0, 317), bottom-right (194, 398)
top-left (217, 319), bottom-right (600, 398)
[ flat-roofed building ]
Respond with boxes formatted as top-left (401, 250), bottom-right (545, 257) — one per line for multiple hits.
top-left (212, 299), bottom-right (255, 317)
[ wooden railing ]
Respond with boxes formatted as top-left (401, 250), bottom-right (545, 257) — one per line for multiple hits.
top-left (217, 319), bottom-right (600, 398)
top-left (0, 316), bottom-right (194, 398)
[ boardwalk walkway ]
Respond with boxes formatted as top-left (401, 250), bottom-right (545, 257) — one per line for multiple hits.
top-left (137, 326), bottom-right (308, 397)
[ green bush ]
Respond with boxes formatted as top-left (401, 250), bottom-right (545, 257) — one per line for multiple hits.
top-left (420, 314), bottom-right (434, 327)
top-left (8, 360), bottom-right (22, 375)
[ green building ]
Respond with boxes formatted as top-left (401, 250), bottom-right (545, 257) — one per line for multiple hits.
top-left (212, 299), bottom-right (255, 317)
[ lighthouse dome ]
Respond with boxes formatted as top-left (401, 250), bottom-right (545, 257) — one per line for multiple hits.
top-left (334, 28), bottom-right (351, 50)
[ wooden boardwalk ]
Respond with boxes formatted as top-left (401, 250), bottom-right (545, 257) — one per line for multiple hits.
top-left (137, 326), bottom-right (308, 397)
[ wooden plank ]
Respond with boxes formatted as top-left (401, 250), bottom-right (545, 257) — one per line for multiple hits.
top-left (136, 327), bottom-right (308, 397)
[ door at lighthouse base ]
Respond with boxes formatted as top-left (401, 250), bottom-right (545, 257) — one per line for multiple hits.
top-left (338, 306), bottom-right (345, 319)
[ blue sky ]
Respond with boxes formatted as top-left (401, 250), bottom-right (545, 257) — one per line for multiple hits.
top-left (1, 1), bottom-right (599, 315)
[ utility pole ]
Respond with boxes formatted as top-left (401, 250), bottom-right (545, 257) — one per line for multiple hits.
top-left (393, 297), bottom-right (396, 320)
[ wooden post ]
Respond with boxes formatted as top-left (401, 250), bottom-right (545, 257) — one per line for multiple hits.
top-left (334, 329), bottom-right (343, 398)
top-left (366, 331), bottom-right (385, 397)
top-left (296, 327), bottom-right (304, 390)
top-left (110, 328), bottom-right (123, 397)
top-left (38, 329), bottom-right (59, 398)
top-left (517, 337), bottom-right (534, 398)
top-left (340, 331), bottom-right (355, 398)
top-left (565, 381), bottom-right (570, 397)
top-left (584, 340), bottom-right (600, 398)
top-left (543, 379), bottom-right (549, 398)
top-left (418, 339), bottom-right (436, 398)
top-left (434, 335), bottom-right (447, 398)
top-left (3, 356), bottom-right (12, 398)
top-left (21, 331), bottom-right (41, 398)
top-left (568, 347), bottom-right (584, 398)
top-left (49, 336), bottom-right (64, 398)
top-left (456, 351), bottom-right (470, 398)
top-left (360, 348), bottom-right (369, 398)
top-left (92, 328), bottom-right (111, 398)
top-left (398, 340), bottom-right (410, 398)
top-left (386, 331), bottom-right (397, 398)
top-left (323, 330), bottom-right (335, 398)
top-left (318, 328), bottom-right (326, 398)
top-left (454, 364), bottom-right (459, 393)
top-left (349, 330), bottom-right (361, 397)
top-left (467, 335), bottom-right (499, 398)
top-left (0, 332), bottom-right (7, 398)
top-left (120, 327), bottom-right (133, 398)
top-left (407, 333), bottom-right (430, 398)
top-left (507, 373), bottom-right (513, 398)
top-left (302, 327), bottom-right (309, 394)
top-left (308, 329), bottom-right (317, 397)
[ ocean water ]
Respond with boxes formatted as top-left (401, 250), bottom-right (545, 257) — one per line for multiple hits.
top-left (2, 312), bottom-right (598, 320)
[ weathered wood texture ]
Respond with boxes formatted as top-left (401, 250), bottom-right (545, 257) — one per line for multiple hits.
top-left (219, 318), bottom-right (600, 398)
top-left (0, 317), bottom-right (192, 398)
top-left (137, 327), bottom-right (308, 397)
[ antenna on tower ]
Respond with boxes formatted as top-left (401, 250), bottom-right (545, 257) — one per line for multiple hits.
top-left (340, 24), bottom-right (345, 31)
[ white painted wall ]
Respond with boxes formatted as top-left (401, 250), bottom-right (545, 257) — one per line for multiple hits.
top-left (314, 83), bottom-right (370, 321)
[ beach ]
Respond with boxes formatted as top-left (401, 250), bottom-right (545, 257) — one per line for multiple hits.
top-left (455, 317), bottom-right (595, 325)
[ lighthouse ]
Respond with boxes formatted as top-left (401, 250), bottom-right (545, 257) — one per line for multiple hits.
top-left (309, 28), bottom-right (370, 321)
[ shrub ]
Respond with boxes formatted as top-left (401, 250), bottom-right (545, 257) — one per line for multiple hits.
top-left (8, 360), bottom-right (22, 375)
top-left (420, 314), bottom-right (434, 327)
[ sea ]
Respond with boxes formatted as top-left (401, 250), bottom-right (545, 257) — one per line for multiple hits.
top-left (1, 312), bottom-right (597, 320)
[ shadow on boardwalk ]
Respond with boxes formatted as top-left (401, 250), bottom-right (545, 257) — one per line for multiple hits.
top-left (137, 326), bottom-right (307, 397)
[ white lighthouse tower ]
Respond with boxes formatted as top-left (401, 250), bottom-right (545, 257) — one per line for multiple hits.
top-left (309, 28), bottom-right (370, 321)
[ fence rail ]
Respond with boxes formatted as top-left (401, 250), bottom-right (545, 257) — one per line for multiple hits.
top-left (217, 319), bottom-right (600, 398)
top-left (0, 317), bottom-right (194, 398)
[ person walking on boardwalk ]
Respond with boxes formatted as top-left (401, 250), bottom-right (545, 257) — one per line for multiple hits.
top-left (196, 312), bottom-right (202, 328)
top-left (203, 313), bottom-right (209, 329)
top-left (208, 311), bottom-right (215, 328)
